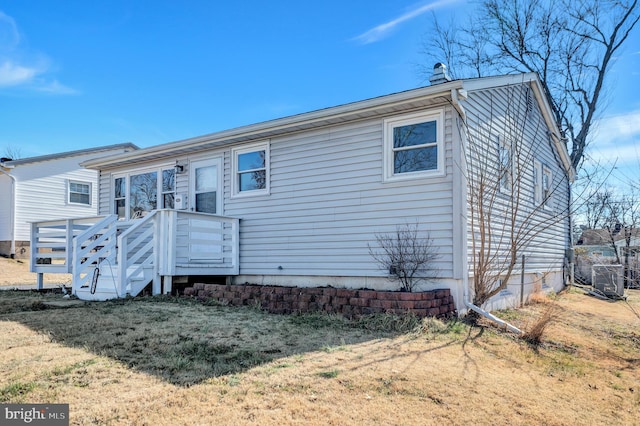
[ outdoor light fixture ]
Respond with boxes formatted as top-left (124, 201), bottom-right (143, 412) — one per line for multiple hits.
top-left (175, 164), bottom-right (185, 174)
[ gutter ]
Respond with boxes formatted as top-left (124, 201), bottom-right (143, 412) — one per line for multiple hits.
top-left (464, 300), bottom-right (523, 334)
top-left (0, 166), bottom-right (16, 258)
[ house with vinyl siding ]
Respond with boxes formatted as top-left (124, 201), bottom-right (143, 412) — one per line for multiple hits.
top-left (0, 144), bottom-right (137, 259)
top-left (30, 68), bottom-right (574, 313)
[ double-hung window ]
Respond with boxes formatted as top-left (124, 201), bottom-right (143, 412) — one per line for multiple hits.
top-left (68, 181), bottom-right (91, 205)
top-left (232, 142), bottom-right (269, 197)
top-left (384, 110), bottom-right (444, 181)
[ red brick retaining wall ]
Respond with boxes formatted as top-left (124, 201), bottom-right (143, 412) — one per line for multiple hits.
top-left (183, 283), bottom-right (456, 318)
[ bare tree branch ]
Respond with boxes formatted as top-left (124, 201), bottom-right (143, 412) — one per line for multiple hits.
top-left (421, 0), bottom-right (640, 171)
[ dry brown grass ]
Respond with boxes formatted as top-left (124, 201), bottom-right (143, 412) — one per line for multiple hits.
top-left (521, 304), bottom-right (558, 345)
top-left (0, 261), bottom-right (639, 425)
top-left (0, 257), bottom-right (71, 286)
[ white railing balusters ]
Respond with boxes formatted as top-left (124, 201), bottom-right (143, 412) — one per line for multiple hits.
top-left (117, 211), bottom-right (157, 297)
top-left (71, 215), bottom-right (118, 294)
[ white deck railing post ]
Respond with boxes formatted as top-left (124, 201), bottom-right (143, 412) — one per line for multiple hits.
top-left (152, 212), bottom-right (162, 295)
top-left (65, 219), bottom-right (74, 273)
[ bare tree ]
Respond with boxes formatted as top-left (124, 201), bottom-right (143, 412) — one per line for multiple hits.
top-left (599, 191), bottom-right (640, 287)
top-left (462, 84), bottom-right (573, 307)
top-left (368, 223), bottom-right (440, 292)
top-left (1, 145), bottom-right (22, 160)
top-left (422, 0), bottom-right (640, 170)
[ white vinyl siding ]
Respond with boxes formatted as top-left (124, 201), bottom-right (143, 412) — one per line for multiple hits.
top-left (226, 109), bottom-right (456, 279)
top-left (5, 148), bottom-right (131, 242)
top-left (463, 84), bottom-right (570, 276)
top-left (12, 161), bottom-right (97, 241)
top-left (94, 104), bottom-right (455, 281)
top-left (0, 176), bottom-right (12, 240)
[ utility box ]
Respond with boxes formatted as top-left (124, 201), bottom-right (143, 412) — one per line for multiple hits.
top-left (174, 194), bottom-right (187, 210)
top-left (592, 264), bottom-right (624, 297)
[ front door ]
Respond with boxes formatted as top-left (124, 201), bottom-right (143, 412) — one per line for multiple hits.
top-left (190, 158), bottom-right (222, 214)
top-left (189, 158), bottom-right (223, 262)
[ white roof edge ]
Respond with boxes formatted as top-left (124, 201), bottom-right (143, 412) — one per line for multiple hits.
top-left (3, 143), bottom-right (138, 167)
top-left (462, 73), bottom-right (575, 181)
top-left (529, 78), bottom-right (575, 181)
top-left (82, 81), bottom-right (464, 168)
top-left (460, 72), bottom-right (538, 91)
top-left (81, 72), bottom-right (574, 180)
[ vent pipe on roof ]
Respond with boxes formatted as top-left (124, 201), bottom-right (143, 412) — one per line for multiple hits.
top-left (429, 63), bottom-right (451, 85)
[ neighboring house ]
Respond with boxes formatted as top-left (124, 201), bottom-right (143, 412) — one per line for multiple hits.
top-left (575, 229), bottom-right (619, 258)
top-left (0, 143), bottom-right (137, 258)
top-left (575, 228), bottom-right (640, 284)
top-left (31, 67), bottom-right (574, 313)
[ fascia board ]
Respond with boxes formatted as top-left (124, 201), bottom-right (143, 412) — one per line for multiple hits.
top-left (82, 82), bottom-right (463, 169)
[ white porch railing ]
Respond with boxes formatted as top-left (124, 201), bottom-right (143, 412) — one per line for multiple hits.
top-left (157, 210), bottom-right (240, 277)
top-left (30, 210), bottom-right (240, 300)
top-left (30, 216), bottom-right (116, 275)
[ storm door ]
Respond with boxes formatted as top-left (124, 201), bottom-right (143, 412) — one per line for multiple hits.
top-left (190, 158), bottom-right (222, 214)
top-left (188, 158), bottom-right (223, 262)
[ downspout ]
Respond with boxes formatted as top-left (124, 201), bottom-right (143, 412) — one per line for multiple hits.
top-left (0, 166), bottom-right (16, 258)
top-left (453, 87), bottom-right (522, 335)
top-left (464, 300), bottom-right (523, 334)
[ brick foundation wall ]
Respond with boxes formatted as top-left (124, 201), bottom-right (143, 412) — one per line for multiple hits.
top-left (183, 283), bottom-right (457, 318)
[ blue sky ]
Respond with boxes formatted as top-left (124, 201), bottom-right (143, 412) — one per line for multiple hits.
top-left (1, 0), bottom-right (639, 177)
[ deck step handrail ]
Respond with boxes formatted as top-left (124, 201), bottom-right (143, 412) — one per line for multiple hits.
top-left (116, 211), bottom-right (158, 297)
top-left (71, 215), bottom-right (119, 291)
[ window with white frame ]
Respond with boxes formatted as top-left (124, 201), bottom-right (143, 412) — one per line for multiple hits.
top-left (68, 181), bottom-right (91, 205)
top-left (497, 136), bottom-right (512, 194)
top-left (384, 110), bottom-right (444, 181)
top-left (113, 166), bottom-right (175, 220)
top-left (533, 160), bottom-right (553, 208)
top-left (114, 177), bottom-right (126, 218)
top-left (161, 168), bottom-right (176, 209)
top-left (232, 142), bottom-right (269, 196)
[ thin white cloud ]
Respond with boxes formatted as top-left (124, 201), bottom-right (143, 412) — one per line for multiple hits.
top-left (588, 110), bottom-right (640, 168)
top-left (0, 11), bottom-right (20, 51)
top-left (0, 10), bottom-right (76, 95)
top-left (0, 60), bottom-right (39, 86)
top-left (35, 79), bottom-right (79, 95)
top-left (352, 0), bottom-right (460, 44)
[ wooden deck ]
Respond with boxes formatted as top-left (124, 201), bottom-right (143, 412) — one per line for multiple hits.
top-left (30, 210), bottom-right (239, 300)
